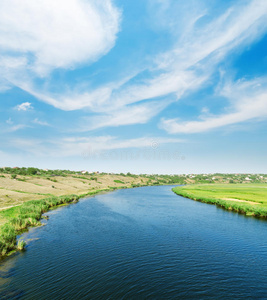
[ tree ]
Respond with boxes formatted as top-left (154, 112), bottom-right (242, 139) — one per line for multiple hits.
top-left (27, 168), bottom-right (38, 175)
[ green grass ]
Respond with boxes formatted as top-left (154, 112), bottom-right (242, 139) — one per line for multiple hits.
top-left (173, 184), bottom-right (267, 218)
top-left (17, 239), bottom-right (26, 250)
top-left (114, 180), bottom-right (124, 184)
top-left (72, 176), bottom-right (91, 180)
top-left (11, 190), bottom-right (51, 196)
top-left (0, 195), bottom-right (79, 256)
top-left (0, 187), bottom-right (118, 258)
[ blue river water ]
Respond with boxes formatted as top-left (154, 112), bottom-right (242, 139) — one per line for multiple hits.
top-left (0, 185), bottom-right (266, 299)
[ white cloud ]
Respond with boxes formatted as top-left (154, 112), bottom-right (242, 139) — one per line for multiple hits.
top-left (61, 136), bottom-right (184, 155)
top-left (153, 0), bottom-right (267, 70)
top-left (80, 100), bottom-right (171, 131)
top-left (6, 118), bottom-right (13, 125)
top-left (19, 84), bottom-right (113, 112)
top-left (133, 0), bottom-right (267, 102)
top-left (0, 0), bottom-right (121, 76)
top-left (15, 102), bottom-right (33, 111)
top-left (16, 1), bottom-right (267, 115)
top-left (111, 70), bottom-right (208, 108)
top-left (32, 118), bottom-right (50, 126)
top-left (0, 80), bottom-right (12, 92)
top-left (4, 117), bottom-right (29, 132)
top-left (9, 136), bottom-right (185, 157)
top-left (160, 77), bottom-right (267, 133)
top-left (7, 124), bottom-right (28, 132)
top-left (1, 0), bottom-right (267, 132)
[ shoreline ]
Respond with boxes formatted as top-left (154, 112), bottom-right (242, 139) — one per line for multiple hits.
top-left (172, 186), bottom-right (267, 218)
top-left (2, 182), bottom-right (267, 258)
top-left (0, 185), bottom-right (146, 259)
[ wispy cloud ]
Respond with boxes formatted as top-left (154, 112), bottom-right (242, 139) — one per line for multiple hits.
top-left (79, 100), bottom-right (171, 131)
top-left (6, 124), bottom-right (28, 132)
top-left (6, 118), bottom-right (13, 125)
top-left (9, 136), bottom-right (185, 157)
top-left (1, 0), bottom-right (267, 134)
top-left (15, 102), bottom-right (33, 111)
top-left (10, 0), bottom-right (267, 130)
top-left (61, 136), bottom-right (184, 155)
top-left (160, 77), bottom-right (267, 133)
top-left (32, 118), bottom-right (50, 127)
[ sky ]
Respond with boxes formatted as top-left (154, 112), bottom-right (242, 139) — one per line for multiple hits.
top-left (0, 0), bottom-right (267, 174)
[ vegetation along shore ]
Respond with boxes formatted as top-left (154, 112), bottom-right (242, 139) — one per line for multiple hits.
top-left (173, 184), bottom-right (267, 218)
top-left (0, 167), bottom-right (266, 258)
top-left (0, 167), bottom-right (158, 257)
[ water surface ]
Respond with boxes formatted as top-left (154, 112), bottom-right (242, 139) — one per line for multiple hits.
top-left (0, 186), bottom-right (266, 299)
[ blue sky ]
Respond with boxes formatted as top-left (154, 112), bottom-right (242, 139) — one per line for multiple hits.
top-left (0, 0), bottom-right (267, 174)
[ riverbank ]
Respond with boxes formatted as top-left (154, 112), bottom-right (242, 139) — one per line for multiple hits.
top-left (0, 170), bottom-right (158, 258)
top-left (172, 184), bottom-right (267, 218)
top-left (2, 185), bottom-right (267, 299)
top-left (0, 172), bottom-right (153, 215)
top-left (1, 171), bottom-right (266, 258)
top-left (0, 186), bottom-right (135, 257)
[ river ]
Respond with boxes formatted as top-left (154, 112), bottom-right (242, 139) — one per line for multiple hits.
top-left (0, 186), bottom-right (266, 299)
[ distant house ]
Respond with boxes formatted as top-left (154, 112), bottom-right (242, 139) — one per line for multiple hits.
top-left (43, 169), bottom-right (49, 171)
top-left (81, 170), bottom-right (87, 174)
top-left (245, 177), bottom-right (251, 181)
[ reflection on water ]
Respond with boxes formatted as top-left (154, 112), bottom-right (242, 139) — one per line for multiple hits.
top-left (0, 186), bottom-right (267, 299)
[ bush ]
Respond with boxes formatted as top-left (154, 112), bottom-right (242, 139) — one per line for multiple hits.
top-left (27, 168), bottom-right (38, 175)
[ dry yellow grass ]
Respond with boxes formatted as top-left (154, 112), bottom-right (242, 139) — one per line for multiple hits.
top-left (0, 173), bottom-right (149, 214)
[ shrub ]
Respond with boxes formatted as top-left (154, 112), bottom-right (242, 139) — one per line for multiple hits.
top-left (27, 168), bottom-right (38, 175)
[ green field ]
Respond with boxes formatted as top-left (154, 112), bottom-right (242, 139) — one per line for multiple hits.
top-left (173, 184), bottom-right (267, 218)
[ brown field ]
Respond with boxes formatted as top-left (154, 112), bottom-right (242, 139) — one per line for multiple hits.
top-left (0, 173), bottom-right (150, 225)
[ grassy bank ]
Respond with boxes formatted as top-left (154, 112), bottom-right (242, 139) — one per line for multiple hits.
top-left (1, 169), bottom-right (266, 258)
top-left (173, 184), bottom-right (267, 218)
top-left (0, 169), bottom-right (166, 258)
top-left (0, 187), bottom-right (125, 257)
top-left (0, 171), bottom-right (153, 213)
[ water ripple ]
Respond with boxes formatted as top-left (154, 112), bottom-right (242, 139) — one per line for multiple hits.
top-left (0, 186), bottom-right (266, 299)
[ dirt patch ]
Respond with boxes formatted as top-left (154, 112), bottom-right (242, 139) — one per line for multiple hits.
top-left (222, 198), bottom-right (259, 205)
top-left (0, 204), bottom-right (20, 211)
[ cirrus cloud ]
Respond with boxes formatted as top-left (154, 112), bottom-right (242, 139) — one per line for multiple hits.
top-left (160, 77), bottom-right (267, 133)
